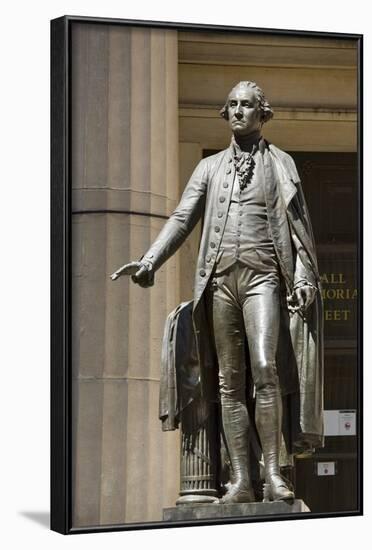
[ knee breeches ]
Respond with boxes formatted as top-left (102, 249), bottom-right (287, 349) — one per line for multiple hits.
top-left (206, 263), bottom-right (281, 399)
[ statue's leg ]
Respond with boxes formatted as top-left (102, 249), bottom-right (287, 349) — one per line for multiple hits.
top-left (208, 268), bottom-right (255, 504)
top-left (242, 270), bottom-right (294, 502)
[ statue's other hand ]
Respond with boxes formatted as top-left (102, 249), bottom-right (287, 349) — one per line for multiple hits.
top-left (289, 285), bottom-right (316, 313)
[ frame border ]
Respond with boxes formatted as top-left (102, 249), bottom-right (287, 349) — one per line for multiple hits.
top-left (51, 15), bottom-right (363, 534)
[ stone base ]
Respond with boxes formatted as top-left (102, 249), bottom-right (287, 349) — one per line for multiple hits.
top-left (176, 494), bottom-right (220, 505)
top-left (163, 499), bottom-right (310, 522)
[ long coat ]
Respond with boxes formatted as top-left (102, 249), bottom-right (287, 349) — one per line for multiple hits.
top-left (145, 138), bottom-right (324, 454)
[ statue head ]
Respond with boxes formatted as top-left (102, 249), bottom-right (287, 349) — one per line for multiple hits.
top-left (219, 81), bottom-right (274, 136)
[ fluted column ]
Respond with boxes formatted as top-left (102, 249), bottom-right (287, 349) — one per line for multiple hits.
top-left (71, 23), bottom-right (180, 527)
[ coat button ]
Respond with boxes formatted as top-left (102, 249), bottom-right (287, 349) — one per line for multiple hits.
top-left (210, 242), bottom-right (216, 248)
top-left (226, 168), bottom-right (231, 174)
top-left (200, 269), bottom-right (206, 277)
top-left (215, 226), bottom-right (220, 233)
top-left (219, 197), bottom-right (226, 203)
top-left (148, 253), bottom-right (154, 258)
top-left (206, 256), bottom-right (211, 263)
top-left (223, 182), bottom-right (229, 188)
top-left (218, 212), bottom-right (223, 218)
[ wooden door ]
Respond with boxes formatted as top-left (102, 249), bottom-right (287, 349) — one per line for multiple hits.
top-left (291, 152), bottom-right (359, 513)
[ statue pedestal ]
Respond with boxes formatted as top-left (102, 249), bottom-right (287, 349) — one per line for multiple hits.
top-left (163, 500), bottom-right (310, 522)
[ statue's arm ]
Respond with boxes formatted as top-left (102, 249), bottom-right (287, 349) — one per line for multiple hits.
top-left (292, 232), bottom-right (317, 289)
top-left (287, 166), bottom-right (319, 312)
top-left (111, 159), bottom-right (208, 286)
top-left (141, 159), bottom-right (208, 272)
top-left (288, 237), bottom-right (317, 313)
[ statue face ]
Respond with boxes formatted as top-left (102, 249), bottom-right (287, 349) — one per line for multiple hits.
top-left (226, 87), bottom-right (262, 136)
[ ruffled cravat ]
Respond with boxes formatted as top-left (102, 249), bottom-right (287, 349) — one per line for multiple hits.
top-left (232, 132), bottom-right (261, 190)
top-left (234, 146), bottom-right (258, 190)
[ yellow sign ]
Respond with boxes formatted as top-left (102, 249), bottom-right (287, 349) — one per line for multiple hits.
top-left (320, 273), bottom-right (357, 322)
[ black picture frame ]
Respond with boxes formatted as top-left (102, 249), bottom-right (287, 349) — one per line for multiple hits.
top-left (51, 15), bottom-right (363, 534)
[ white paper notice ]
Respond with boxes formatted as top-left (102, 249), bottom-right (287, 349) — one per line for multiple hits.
top-left (338, 410), bottom-right (356, 435)
top-left (324, 410), bottom-right (357, 436)
top-left (317, 462), bottom-right (336, 476)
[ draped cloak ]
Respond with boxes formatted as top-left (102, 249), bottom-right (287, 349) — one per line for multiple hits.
top-left (144, 138), bottom-right (324, 454)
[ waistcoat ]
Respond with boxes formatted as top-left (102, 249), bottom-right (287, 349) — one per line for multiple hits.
top-left (215, 149), bottom-right (278, 275)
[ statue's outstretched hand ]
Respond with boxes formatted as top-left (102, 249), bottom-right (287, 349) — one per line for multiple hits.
top-left (287, 283), bottom-right (317, 314)
top-left (110, 261), bottom-right (154, 287)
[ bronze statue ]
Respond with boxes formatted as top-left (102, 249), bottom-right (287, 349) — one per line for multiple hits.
top-left (111, 81), bottom-right (324, 506)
